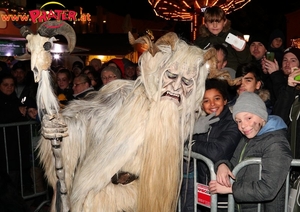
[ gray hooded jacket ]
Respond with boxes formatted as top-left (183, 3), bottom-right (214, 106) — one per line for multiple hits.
top-left (215, 115), bottom-right (292, 212)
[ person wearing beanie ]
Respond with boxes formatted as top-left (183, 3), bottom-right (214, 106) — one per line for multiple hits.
top-left (281, 47), bottom-right (300, 75)
top-left (263, 46), bottom-right (300, 78)
top-left (269, 29), bottom-right (285, 49)
top-left (272, 50), bottom-right (300, 159)
top-left (209, 91), bottom-right (292, 212)
top-left (248, 33), bottom-right (268, 61)
top-left (261, 47), bottom-right (300, 107)
top-left (268, 29), bottom-right (285, 68)
top-left (232, 91), bottom-right (268, 123)
top-left (100, 66), bottom-right (122, 86)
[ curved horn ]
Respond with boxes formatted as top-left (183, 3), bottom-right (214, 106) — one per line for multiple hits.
top-left (155, 32), bottom-right (178, 51)
top-left (128, 31), bottom-right (136, 45)
top-left (145, 32), bottom-right (178, 56)
top-left (20, 26), bottom-right (33, 37)
top-left (128, 31), bottom-right (158, 56)
top-left (37, 20), bottom-right (76, 53)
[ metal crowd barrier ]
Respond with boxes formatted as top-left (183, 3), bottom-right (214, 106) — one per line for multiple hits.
top-left (3, 121), bottom-right (299, 212)
top-left (229, 158), bottom-right (300, 212)
top-left (180, 151), bottom-right (300, 212)
top-left (0, 121), bottom-right (50, 211)
top-left (178, 151), bottom-right (217, 212)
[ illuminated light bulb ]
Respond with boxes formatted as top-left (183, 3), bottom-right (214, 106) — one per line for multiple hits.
top-left (53, 54), bottom-right (60, 59)
top-left (243, 35), bottom-right (250, 42)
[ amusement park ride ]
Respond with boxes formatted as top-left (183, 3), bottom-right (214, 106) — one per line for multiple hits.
top-left (148, 0), bottom-right (251, 40)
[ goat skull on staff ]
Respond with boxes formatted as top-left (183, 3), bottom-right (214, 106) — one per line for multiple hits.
top-left (15, 20), bottom-right (76, 212)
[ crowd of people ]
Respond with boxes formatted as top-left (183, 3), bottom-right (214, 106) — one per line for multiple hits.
top-left (179, 5), bottom-right (298, 212)
top-left (0, 4), bottom-right (299, 212)
top-left (0, 56), bottom-right (138, 211)
top-left (0, 57), bottom-right (139, 123)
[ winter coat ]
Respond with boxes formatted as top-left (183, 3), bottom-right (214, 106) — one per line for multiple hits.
top-left (73, 87), bottom-right (95, 100)
top-left (215, 115), bottom-right (292, 212)
top-left (194, 21), bottom-right (252, 70)
top-left (192, 105), bottom-right (242, 183)
top-left (192, 105), bottom-right (242, 209)
top-left (272, 85), bottom-right (300, 158)
top-left (0, 91), bottom-right (27, 123)
top-left (0, 91), bottom-right (31, 172)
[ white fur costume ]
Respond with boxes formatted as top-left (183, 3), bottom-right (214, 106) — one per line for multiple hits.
top-left (38, 32), bottom-right (216, 211)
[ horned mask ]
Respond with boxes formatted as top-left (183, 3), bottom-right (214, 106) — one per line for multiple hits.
top-left (15, 20), bottom-right (76, 82)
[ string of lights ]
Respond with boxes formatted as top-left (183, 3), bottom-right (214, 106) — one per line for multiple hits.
top-left (148, 0), bottom-right (251, 40)
top-left (148, 0), bottom-right (251, 21)
top-left (0, 0), bottom-right (27, 16)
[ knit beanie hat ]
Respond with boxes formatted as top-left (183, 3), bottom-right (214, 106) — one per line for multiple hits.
top-left (269, 29), bottom-right (285, 45)
top-left (283, 47), bottom-right (300, 62)
top-left (232, 92), bottom-right (268, 121)
top-left (248, 34), bottom-right (268, 49)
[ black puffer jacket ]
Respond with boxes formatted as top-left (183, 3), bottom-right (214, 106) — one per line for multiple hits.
top-left (272, 85), bottom-right (300, 158)
top-left (192, 105), bottom-right (242, 183)
top-left (194, 21), bottom-right (252, 70)
top-left (0, 91), bottom-right (27, 123)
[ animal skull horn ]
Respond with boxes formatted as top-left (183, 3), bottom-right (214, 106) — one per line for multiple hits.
top-left (15, 20), bottom-right (76, 82)
top-left (38, 20), bottom-right (76, 53)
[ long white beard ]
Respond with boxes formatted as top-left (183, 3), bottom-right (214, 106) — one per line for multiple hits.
top-left (137, 100), bottom-right (183, 212)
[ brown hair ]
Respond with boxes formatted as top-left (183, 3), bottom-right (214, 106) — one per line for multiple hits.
top-left (204, 6), bottom-right (226, 23)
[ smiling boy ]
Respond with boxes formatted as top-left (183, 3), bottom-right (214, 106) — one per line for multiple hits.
top-left (209, 92), bottom-right (292, 212)
top-left (194, 6), bottom-right (252, 70)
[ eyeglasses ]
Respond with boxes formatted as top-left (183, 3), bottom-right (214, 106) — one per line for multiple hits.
top-left (101, 75), bottom-right (117, 81)
top-left (73, 82), bottom-right (86, 87)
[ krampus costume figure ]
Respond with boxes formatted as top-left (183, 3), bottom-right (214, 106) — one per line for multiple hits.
top-left (17, 20), bottom-right (218, 211)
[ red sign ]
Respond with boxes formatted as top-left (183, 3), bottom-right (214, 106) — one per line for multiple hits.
top-left (197, 183), bottom-right (211, 208)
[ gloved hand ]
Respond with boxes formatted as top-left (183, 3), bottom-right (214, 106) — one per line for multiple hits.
top-left (193, 112), bottom-right (220, 134)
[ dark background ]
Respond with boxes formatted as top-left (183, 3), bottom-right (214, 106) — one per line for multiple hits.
top-left (29, 0), bottom-right (300, 44)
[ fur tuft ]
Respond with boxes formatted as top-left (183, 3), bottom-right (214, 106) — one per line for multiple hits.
top-left (37, 71), bottom-right (59, 118)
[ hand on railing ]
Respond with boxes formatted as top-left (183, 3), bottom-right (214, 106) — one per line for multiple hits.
top-left (41, 114), bottom-right (68, 139)
top-left (216, 163), bottom-right (235, 187)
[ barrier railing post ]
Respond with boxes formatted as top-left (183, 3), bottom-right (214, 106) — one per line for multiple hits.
top-left (183, 150), bottom-right (218, 212)
top-left (0, 121), bottom-right (50, 209)
top-left (228, 158), bottom-right (262, 212)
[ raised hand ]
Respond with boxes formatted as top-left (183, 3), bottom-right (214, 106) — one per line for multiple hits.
top-left (193, 112), bottom-right (220, 134)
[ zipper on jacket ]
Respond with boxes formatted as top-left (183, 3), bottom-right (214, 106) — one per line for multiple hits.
top-left (237, 139), bottom-right (248, 211)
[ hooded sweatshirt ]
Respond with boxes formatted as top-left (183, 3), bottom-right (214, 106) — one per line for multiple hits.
top-left (215, 115), bottom-right (292, 212)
